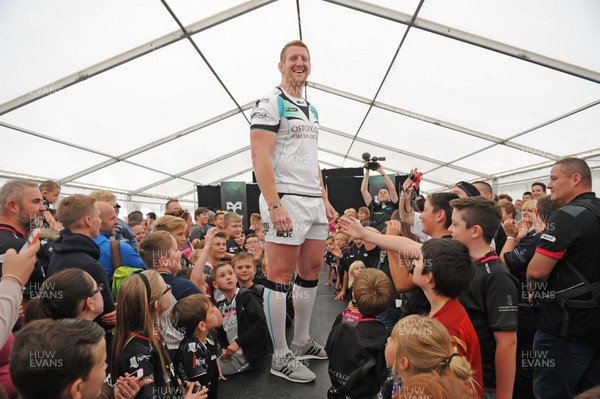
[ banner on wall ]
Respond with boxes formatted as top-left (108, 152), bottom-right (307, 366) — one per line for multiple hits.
top-left (220, 181), bottom-right (248, 225)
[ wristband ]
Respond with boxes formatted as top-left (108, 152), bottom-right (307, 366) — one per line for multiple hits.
top-left (506, 237), bottom-right (516, 241)
top-left (1, 273), bottom-right (24, 288)
top-left (268, 203), bottom-right (282, 211)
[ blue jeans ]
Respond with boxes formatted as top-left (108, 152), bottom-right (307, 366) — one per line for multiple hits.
top-left (533, 330), bottom-right (600, 399)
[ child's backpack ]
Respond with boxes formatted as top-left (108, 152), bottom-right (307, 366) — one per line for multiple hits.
top-left (109, 240), bottom-right (142, 299)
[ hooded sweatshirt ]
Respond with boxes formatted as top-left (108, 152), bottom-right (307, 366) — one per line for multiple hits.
top-left (47, 229), bottom-right (115, 322)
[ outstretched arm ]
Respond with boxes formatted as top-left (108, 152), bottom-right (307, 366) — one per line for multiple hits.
top-left (383, 221), bottom-right (417, 292)
top-left (338, 217), bottom-right (421, 256)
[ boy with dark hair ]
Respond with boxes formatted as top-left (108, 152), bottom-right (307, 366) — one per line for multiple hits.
top-left (210, 263), bottom-right (272, 376)
top-left (10, 318), bottom-right (107, 399)
top-left (530, 182), bottom-right (547, 199)
top-left (172, 294), bottom-right (223, 398)
top-left (449, 196), bottom-right (518, 399)
top-left (325, 268), bottom-right (393, 398)
top-left (414, 238), bottom-right (483, 398)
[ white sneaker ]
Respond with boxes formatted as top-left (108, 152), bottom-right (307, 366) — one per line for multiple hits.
top-left (270, 351), bottom-right (316, 383)
top-left (290, 337), bottom-right (328, 360)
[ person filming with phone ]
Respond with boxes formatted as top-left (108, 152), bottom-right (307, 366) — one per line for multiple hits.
top-left (360, 154), bottom-right (399, 232)
top-left (0, 180), bottom-right (46, 322)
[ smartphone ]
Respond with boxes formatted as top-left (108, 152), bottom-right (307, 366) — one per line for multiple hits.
top-left (411, 172), bottom-right (423, 190)
top-left (134, 368), bottom-right (144, 378)
top-left (20, 228), bottom-right (41, 252)
top-left (193, 385), bottom-right (207, 393)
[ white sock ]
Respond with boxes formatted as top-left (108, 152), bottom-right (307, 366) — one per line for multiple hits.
top-left (263, 286), bottom-right (289, 357)
top-left (291, 284), bottom-right (318, 346)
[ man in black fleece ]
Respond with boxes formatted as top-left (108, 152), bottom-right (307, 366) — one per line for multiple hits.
top-left (47, 194), bottom-right (116, 327)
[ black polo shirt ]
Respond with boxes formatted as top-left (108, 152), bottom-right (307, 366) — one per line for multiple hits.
top-left (369, 200), bottom-right (397, 233)
top-left (459, 251), bottom-right (518, 390)
top-left (535, 192), bottom-right (600, 348)
top-left (346, 243), bottom-right (380, 270)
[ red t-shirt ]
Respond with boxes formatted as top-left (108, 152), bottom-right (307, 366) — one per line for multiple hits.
top-left (431, 298), bottom-right (484, 398)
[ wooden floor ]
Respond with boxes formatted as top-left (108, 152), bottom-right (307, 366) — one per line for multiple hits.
top-left (218, 265), bottom-right (346, 398)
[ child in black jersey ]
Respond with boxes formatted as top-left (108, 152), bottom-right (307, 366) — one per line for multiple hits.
top-left (326, 268), bottom-right (394, 398)
top-left (172, 294), bottom-right (223, 399)
top-left (111, 270), bottom-right (207, 399)
top-left (324, 235), bottom-right (337, 286)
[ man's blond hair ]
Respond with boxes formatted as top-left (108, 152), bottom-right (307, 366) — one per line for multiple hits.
top-left (280, 40), bottom-right (310, 62)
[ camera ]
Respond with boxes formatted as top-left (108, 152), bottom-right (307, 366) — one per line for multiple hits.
top-left (408, 171), bottom-right (423, 190)
top-left (362, 152), bottom-right (386, 171)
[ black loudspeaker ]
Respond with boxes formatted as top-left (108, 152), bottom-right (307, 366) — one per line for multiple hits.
top-left (196, 185), bottom-right (221, 211)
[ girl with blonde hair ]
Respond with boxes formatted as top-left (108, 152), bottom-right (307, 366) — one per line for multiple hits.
top-left (385, 315), bottom-right (477, 397)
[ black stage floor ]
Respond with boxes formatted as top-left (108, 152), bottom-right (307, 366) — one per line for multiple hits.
top-left (217, 265), bottom-right (346, 398)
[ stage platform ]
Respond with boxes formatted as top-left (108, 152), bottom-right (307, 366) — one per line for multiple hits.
top-left (218, 265), bottom-right (346, 398)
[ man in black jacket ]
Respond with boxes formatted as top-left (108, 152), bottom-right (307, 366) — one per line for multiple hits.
top-left (47, 194), bottom-right (116, 327)
top-left (0, 180), bottom-right (46, 302)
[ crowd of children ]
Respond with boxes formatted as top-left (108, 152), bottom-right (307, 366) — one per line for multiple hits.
top-left (3, 165), bottom-right (600, 399)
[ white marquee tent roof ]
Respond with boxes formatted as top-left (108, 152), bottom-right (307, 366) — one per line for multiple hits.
top-left (1, 0), bottom-right (599, 211)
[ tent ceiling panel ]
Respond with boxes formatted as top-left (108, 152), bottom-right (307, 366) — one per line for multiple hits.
top-left (140, 178), bottom-right (196, 199)
top-left (73, 162), bottom-right (170, 192)
top-left (423, 167), bottom-right (481, 188)
top-left (378, 29), bottom-right (600, 139)
top-left (306, 89), bottom-right (369, 136)
top-left (127, 113), bottom-right (249, 175)
top-left (0, 125), bottom-right (109, 179)
top-left (190, 0), bottom-right (298, 107)
top-left (358, 107), bottom-right (491, 163)
top-left (224, 171), bottom-right (255, 183)
top-left (453, 145), bottom-right (549, 176)
top-left (418, 180), bottom-right (445, 194)
top-left (301, 0), bottom-right (408, 99)
top-left (511, 105), bottom-right (600, 157)
top-left (166, 0), bottom-right (250, 26)
top-left (0, 41), bottom-right (237, 155)
top-left (496, 166), bottom-right (553, 187)
top-left (317, 129), bottom-right (354, 157)
top-left (419, 0), bottom-right (600, 73)
top-left (0, 0), bottom-right (179, 104)
top-left (317, 150), bottom-right (348, 168)
top-left (181, 150), bottom-right (253, 184)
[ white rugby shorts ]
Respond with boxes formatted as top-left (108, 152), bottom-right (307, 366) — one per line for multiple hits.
top-left (259, 194), bottom-right (328, 245)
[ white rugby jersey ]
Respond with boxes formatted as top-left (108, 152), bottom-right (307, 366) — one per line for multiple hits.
top-left (250, 87), bottom-right (321, 197)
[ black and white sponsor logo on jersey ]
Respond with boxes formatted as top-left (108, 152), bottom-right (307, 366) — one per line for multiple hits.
top-left (540, 233), bottom-right (556, 242)
top-left (285, 107), bottom-right (298, 112)
top-left (259, 98), bottom-right (270, 103)
top-left (252, 111), bottom-right (269, 119)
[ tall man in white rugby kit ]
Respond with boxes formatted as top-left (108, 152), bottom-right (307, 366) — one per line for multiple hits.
top-left (250, 40), bottom-right (336, 383)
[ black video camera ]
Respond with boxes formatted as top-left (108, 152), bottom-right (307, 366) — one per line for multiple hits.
top-left (362, 152), bottom-right (386, 171)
